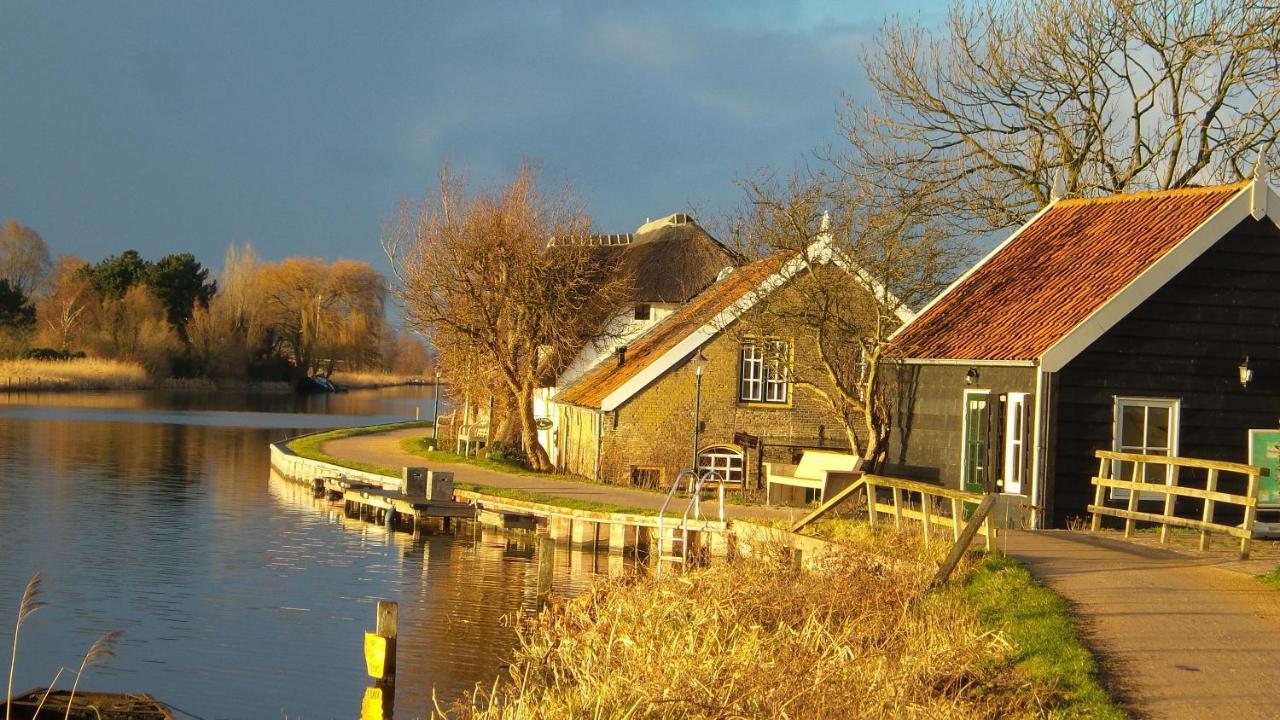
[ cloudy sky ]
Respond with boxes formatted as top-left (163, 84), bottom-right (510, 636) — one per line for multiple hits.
top-left (1, 1), bottom-right (947, 274)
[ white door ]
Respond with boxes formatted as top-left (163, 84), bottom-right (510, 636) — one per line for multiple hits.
top-left (1002, 392), bottom-right (1029, 494)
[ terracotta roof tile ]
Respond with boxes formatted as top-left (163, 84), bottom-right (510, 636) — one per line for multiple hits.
top-left (555, 253), bottom-right (792, 409)
top-left (894, 182), bottom-right (1248, 361)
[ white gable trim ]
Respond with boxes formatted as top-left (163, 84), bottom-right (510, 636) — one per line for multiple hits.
top-left (1038, 182), bottom-right (1264, 372)
top-left (597, 241), bottom-right (823, 412)
top-left (890, 201), bottom-right (1060, 343)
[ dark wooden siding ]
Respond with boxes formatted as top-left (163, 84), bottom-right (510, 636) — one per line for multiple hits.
top-left (1052, 216), bottom-right (1280, 525)
top-left (887, 363), bottom-right (1036, 487)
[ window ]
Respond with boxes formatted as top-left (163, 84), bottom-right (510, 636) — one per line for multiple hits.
top-left (739, 340), bottom-right (789, 403)
top-left (1003, 392), bottom-right (1029, 494)
top-left (634, 303), bottom-right (651, 321)
top-left (961, 390), bottom-right (991, 493)
top-left (1111, 397), bottom-right (1180, 501)
top-left (698, 446), bottom-right (745, 484)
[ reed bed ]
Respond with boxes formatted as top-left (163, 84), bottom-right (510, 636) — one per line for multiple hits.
top-left (328, 370), bottom-right (426, 389)
top-left (0, 359), bottom-right (151, 392)
top-left (446, 534), bottom-right (1065, 720)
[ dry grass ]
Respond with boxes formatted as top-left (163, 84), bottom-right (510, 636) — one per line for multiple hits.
top-left (328, 370), bottom-right (426, 388)
top-left (443, 533), bottom-right (1088, 720)
top-left (0, 359), bottom-right (151, 391)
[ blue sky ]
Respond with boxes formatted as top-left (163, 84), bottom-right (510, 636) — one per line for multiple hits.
top-left (1, 1), bottom-right (947, 274)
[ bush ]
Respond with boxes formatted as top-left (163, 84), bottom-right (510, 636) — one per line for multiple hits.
top-left (21, 348), bottom-right (85, 361)
top-left (483, 441), bottom-right (528, 467)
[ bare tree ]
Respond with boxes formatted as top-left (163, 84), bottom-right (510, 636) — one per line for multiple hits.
top-left (34, 256), bottom-right (94, 350)
top-left (735, 171), bottom-right (969, 467)
top-left (843, 0), bottom-right (1280, 233)
top-left (385, 164), bottom-right (626, 472)
top-left (0, 219), bottom-right (51, 297)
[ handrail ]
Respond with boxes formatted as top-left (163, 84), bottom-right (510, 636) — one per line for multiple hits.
top-left (656, 470), bottom-right (699, 569)
top-left (1088, 450), bottom-right (1262, 558)
top-left (655, 469), bottom-right (723, 571)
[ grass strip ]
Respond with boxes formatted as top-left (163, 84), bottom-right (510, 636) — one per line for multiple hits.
top-left (1259, 565), bottom-right (1280, 589)
top-left (285, 421), bottom-right (430, 476)
top-left (964, 553), bottom-right (1125, 719)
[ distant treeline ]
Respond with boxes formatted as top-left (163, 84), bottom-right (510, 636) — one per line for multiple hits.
top-left (0, 219), bottom-right (430, 384)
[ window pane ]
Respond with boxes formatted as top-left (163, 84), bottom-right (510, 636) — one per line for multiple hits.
top-left (1146, 407), bottom-right (1170, 448)
top-left (1121, 405), bottom-right (1145, 447)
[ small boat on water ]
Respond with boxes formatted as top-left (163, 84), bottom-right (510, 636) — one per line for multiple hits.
top-left (6, 688), bottom-right (175, 720)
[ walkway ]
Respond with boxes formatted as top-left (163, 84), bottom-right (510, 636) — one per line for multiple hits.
top-left (1004, 530), bottom-right (1280, 720)
top-left (319, 426), bottom-right (797, 524)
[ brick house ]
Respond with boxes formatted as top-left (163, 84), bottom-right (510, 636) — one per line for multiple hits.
top-left (886, 179), bottom-right (1280, 528)
top-left (533, 213), bottom-right (741, 465)
top-left (551, 241), bottom-right (905, 489)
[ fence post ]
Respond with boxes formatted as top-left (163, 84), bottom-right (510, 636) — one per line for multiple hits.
top-left (1159, 458), bottom-right (1178, 544)
top-left (920, 492), bottom-right (932, 546)
top-left (1241, 471), bottom-right (1259, 560)
top-left (1199, 468), bottom-right (1219, 551)
top-left (866, 480), bottom-right (877, 527)
top-left (950, 497), bottom-right (962, 541)
top-left (1124, 460), bottom-right (1144, 538)
top-left (1091, 454), bottom-right (1108, 531)
top-left (891, 486), bottom-right (903, 529)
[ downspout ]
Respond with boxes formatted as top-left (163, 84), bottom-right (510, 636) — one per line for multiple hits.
top-left (1030, 364), bottom-right (1049, 529)
top-left (595, 409), bottom-right (604, 482)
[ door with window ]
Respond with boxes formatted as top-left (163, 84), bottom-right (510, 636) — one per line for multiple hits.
top-left (1002, 392), bottom-right (1029, 494)
top-left (1112, 397), bottom-right (1180, 501)
top-left (961, 390), bottom-right (992, 493)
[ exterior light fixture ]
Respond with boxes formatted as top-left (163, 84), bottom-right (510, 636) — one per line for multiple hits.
top-left (965, 367), bottom-right (979, 386)
top-left (1240, 356), bottom-right (1254, 389)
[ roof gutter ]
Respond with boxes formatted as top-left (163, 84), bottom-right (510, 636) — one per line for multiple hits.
top-left (899, 357), bottom-right (1037, 367)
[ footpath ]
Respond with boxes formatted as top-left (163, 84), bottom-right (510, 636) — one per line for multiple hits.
top-left (318, 426), bottom-right (797, 524)
top-left (1003, 530), bottom-right (1280, 720)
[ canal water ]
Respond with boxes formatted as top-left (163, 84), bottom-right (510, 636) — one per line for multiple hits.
top-left (0, 387), bottom-right (612, 719)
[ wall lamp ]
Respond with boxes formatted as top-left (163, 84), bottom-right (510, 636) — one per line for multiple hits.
top-left (1240, 356), bottom-right (1254, 389)
top-left (965, 367), bottom-right (980, 386)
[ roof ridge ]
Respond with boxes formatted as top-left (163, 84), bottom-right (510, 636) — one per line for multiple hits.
top-left (1055, 181), bottom-right (1249, 207)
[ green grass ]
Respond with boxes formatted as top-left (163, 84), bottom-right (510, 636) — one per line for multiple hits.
top-left (963, 554), bottom-right (1125, 719)
top-left (398, 436), bottom-right (542, 477)
top-left (1259, 565), bottom-right (1280, 589)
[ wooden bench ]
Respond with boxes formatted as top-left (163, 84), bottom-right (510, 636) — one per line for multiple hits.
top-left (764, 450), bottom-right (862, 505)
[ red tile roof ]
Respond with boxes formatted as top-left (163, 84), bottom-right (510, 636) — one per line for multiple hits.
top-left (555, 253), bottom-right (793, 409)
top-left (894, 182), bottom-right (1249, 361)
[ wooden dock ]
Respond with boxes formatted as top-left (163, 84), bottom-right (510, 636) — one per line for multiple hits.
top-left (310, 476), bottom-right (475, 531)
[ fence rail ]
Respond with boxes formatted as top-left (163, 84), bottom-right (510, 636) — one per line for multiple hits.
top-left (1088, 450), bottom-right (1262, 559)
top-left (862, 475), bottom-right (996, 549)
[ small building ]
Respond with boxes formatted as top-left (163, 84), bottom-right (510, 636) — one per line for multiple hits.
top-left (551, 241), bottom-right (900, 490)
top-left (533, 213), bottom-right (741, 464)
top-left (887, 179), bottom-right (1280, 528)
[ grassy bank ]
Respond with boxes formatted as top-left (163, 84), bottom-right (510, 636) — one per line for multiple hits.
top-left (285, 421), bottom-right (430, 475)
top-left (443, 535), bottom-right (1121, 719)
top-left (328, 370), bottom-right (428, 389)
top-left (0, 358), bottom-right (151, 391)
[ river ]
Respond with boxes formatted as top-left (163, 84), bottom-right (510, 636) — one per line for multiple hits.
top-left (0, 387), bottom-right (615, 719)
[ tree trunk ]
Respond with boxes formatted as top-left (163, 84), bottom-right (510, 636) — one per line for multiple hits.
top-left (516, 382), bottom-right (553, 472)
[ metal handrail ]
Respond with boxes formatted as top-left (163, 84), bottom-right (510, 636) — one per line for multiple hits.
top-left (656, 468), bottom-right (724, 572)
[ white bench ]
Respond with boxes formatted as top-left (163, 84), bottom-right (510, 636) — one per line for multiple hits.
top-left (765, 450), bottom-right (862, 506)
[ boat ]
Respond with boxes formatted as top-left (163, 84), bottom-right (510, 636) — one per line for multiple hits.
top-left (6, 688), bottom-right (176, 719)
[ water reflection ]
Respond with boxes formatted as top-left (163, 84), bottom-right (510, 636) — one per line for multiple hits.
top-left (0, 389), bottom-right (621, 719)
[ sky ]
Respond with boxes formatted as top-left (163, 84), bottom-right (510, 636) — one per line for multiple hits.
top-left (1, 1), bottom-right (948, 276)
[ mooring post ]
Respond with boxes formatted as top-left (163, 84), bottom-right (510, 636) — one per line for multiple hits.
top-left (362, 600), bottom-right (398, 719)
top-left (537, 535), bottom-right (555, 609)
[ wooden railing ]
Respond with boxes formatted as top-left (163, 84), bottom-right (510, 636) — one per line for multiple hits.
top-left (1088, 450), bottom-right (1262, 559)
top-left (863, 475), bottom-right (996, 550)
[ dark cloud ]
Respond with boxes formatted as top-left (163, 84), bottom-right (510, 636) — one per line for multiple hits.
top-left (0, 1), bottom-right (947, 272)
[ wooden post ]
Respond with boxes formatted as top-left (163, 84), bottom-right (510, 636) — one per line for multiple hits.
top-left (866, 480), bottom-right (877, 527)
top-left (891, 486), bottom-right (903, 529)
top-left (1090, 454), bottom-right (1109, 532)
top-left (790, 548), bottom-right (803, 574)
top-left (950, 497), bottom-right (962, 542)
top-left (1159, 458), bottom-right (1177, 544)
top-left (931, 494), bottom-right (998, 587)
top-left (1241, 471), bottom-right (1259, 560)
top-left (537, 535), bottom-right (555, 609)
top-left (1200, 468), bottom-right (1219, 551)
top-left (1124, 460), bottom-right (1144, 539)
top-left (364, 600), bottom-right (398, 684)
top-left (920, 492), bottom-right (932, 546)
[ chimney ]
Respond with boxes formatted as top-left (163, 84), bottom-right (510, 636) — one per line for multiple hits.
top-left (616, 346), bottom-right (627, 366)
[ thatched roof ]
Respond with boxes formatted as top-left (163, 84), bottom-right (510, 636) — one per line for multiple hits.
top-left (550, 213), bottom-right (741, 304)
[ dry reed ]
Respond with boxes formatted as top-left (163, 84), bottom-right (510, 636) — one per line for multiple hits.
top-left (0, 359), bottom-right (151, 392)
top-left (328, 370), bottom-right (426, 389)
top-left (445, 534), bottom-right (1052, 720)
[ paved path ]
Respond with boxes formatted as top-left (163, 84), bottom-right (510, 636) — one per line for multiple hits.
top-left (1004, 530), bottom-right (1280, 719)
top-left (320, 427), bottom-right (798, 524)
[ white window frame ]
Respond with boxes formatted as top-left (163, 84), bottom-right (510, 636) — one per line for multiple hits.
top-left (698, 445), bottom-right (745, 484)
top-left (739, 340), bottom-right (789, 404)
top-left (1111, 396), bottom-right (1181, 501)
top-left (960, 389), bottom-right (991, 493)
top-left (1003, 392), bottom-right (1029, 494)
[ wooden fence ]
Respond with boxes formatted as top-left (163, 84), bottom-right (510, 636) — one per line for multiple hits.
top-left (1088, 450), bottom-right (1262, 559)
top-left (863, 475), bottom-right (996, 549)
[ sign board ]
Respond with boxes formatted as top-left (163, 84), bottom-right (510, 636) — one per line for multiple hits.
top-left (733, 431), bottom-right (760, 449)
top-left (1247, 429), bottom-right (1280, 508)
top-left (535, 417), bottom-right (554, 430)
